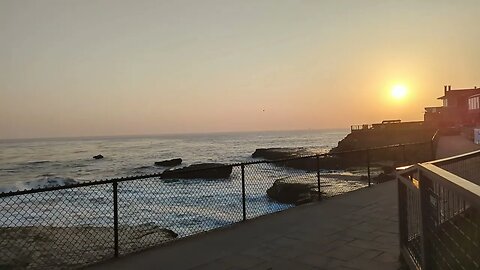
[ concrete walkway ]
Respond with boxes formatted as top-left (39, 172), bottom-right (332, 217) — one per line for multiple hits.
top-left (88, 181), bottom-right (401, 270)
top-left (436, 135), bottom-right (480, 159)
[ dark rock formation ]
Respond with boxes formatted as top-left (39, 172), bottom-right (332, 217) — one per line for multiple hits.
top-left (330, 123), bottom-right (437, 165)
top-left (372, 167), bottom-right (395, 183)
top-left (162, 163), bottom-right (232, 179)
top-left (266, 177), bottom-right (319, 205)
top-left (283, 155), bottom-right (343, 171)
top-left (252, 148), bottom-right (344, 171)
top-left (0, 224), bottom-right (177, 269)
top-left (333, 123), bottom-right (435, 152)
top-left (252, 148), bottom-right (312, 160)
top-left (381, 166), bottom-right (395, 174)
top-left (372, 173), bottom-right (396, 183)
top-left (154, 158), bottom-right (182, 167)
top-left (93, 154), bottom-right (104, 160)
top-left (366, 166), bottom-right (396, 184)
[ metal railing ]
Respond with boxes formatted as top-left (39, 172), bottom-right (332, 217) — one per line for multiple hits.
top-left (0, 139), bottom-right (436, 269)
top-left (397, 150), bottom-right (480, 270)
top-left (351, 124), bottom-right (373, 132)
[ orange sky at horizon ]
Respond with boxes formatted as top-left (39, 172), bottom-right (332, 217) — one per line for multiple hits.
top-left (1, 0), bottom-right (479, 139)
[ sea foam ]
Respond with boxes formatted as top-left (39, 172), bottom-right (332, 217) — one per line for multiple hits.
top-left (0, 176), bottom-right (78, 193)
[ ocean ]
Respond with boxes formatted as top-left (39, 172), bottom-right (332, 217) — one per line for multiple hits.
top-left (0, 129), bottom-right (369, 238)
top-left (0, 129), bottom-right (348, 191)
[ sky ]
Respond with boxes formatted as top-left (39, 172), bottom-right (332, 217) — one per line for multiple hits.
top-left (1, 0), bottom-right (479, 139)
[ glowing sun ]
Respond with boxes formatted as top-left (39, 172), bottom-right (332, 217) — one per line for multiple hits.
top-left (391, 85), bottom-right (407, 99)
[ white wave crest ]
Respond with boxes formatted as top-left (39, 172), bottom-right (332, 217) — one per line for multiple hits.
top-left (0, 176), bottom-right (78, 193)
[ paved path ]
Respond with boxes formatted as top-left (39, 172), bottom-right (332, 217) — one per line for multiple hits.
top-left (436, 135), bottom-right (480, 159)
top-left (89, 181), bottom-right (401, 270)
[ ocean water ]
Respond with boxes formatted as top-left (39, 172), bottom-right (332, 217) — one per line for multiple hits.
top-left (0, 129), bottom-right (368, 238)
top-left (0, 129), bottom-right (348, 190)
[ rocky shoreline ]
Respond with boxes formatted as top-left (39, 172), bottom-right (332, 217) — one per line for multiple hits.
top-left (0, 224), bottom-right (177, 269)
top-left (253, 125), bottom-right (430, 204)
top-left (162, 163), bottom-right (232, 179)
top-left (265, 172), bottom-right (381, 205)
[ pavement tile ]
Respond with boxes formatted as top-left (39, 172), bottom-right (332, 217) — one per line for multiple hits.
top-left (341, 257), bottom-right (401, 270)
top-left (357, 249), bottom-right (384, 260)
top-left (218, 254), bottom-right (265, 269)
top-left (240, 246), bottom-right (278, 261)
top-left (294, 253), bottom-right (344, 268)
top-left (351, 222), bottom-right (377, 233)
top-left (268, 237), bottom-right (301, 248)
top-left (249, 259), bottom-right (318, 270)
top-left (347, 239), bottom-right (377, 250)
top-left (268, 246), bottom-right (309, 260)
top-left (372, 234), bottom-right (399, 245)
top-left (323, 245), bottom-right (366, 261)
top-left (372, 252), bottom-right (399, 263)
top-left (338, 229), bottom-right (378, 241)
top-left (190, 260), bottom-right (237, 270)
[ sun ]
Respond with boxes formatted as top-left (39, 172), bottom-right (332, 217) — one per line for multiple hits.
top-left (391, 85), bottom-right (407, 100)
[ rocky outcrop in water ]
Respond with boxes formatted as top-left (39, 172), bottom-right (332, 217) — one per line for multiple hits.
top-left (154, 158), bottom-right (182, 167)
top-left (161, 163), bottom-right (232, 179)
top-left (0, 224), bottom-right (177, 269)
top-left (330, 123), bottom-right (437, 164)
top-left (266, 173), bottom-right (371, 205)
top-left (372, 166), bottom-right (396, 183)
top-left (93, 154), bottom-right (104, 160)
top-left (372, 173), bottom-right (396, 183)
top-left (252, 148), bottom-right (312, 160)
top-left (252, 148), bottom-right (344, 171)
top-left (266, 177), bottom-right (319, 205)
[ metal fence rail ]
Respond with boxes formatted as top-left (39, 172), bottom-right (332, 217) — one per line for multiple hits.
top-left (398, 150), bottom-right (480, 270)
top-left (0, 140), bottom-right (434, 269)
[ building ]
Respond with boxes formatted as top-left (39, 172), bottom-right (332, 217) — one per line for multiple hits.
top-left (468, 93), bottom-right (480, 126)
top-left (424, 85), bottom-right (480, 128)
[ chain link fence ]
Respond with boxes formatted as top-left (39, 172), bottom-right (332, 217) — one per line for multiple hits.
top-left (0, 141), bottom-right (433, 269)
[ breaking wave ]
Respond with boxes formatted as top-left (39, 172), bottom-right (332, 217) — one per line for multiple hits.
top-left (0, 176), bottom-right (78, 193)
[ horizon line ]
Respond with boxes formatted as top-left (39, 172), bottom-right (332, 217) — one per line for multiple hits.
top-left (0, 127), bottom-right (350, 142)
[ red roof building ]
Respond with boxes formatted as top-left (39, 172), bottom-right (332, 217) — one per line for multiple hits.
top-left (424, 85), bottom-right (480, 128)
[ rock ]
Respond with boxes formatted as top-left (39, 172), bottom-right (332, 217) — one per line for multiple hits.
top-left (381, 166), bottom-right (395, 174)
top-left (252, 148), bottom-right (344, 171)
top-left (118, 223), bottom-right (178, 242)
top-left (154, 158), bottom-right (182, 167)
top-left (0, 224), bottom-right (177, 269)
top-left (283, 155), bottom-right (343, 171)
top-left (162, 163), bottom-right (232, 179)
top-left (330, 125), bottom-right (437, 164)
top-left (373, 172), bottom-right (396, 183)
top-left (93, 154), bottom-right (104, 160)
top-left (252, 148), bottom-right (312, 160)
top-left (266, 177), bottom-right (319, 205)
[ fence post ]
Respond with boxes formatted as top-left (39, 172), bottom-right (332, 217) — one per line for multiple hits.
top-left (241, 164), bottom-right (246, 221)
top-left (397, 180), bottom-right (408, 249)
top-left (419, 171), bottom-right (433, 269)
top-left (113, 181), bottom-right (119, 258)
top-left (367, 149), bottom-right (371, 187)
top-left (316, 155), bottom-right (321, 200)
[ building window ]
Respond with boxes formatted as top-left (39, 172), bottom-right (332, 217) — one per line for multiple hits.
top-left (470, 97), bottom-right (480, 110)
